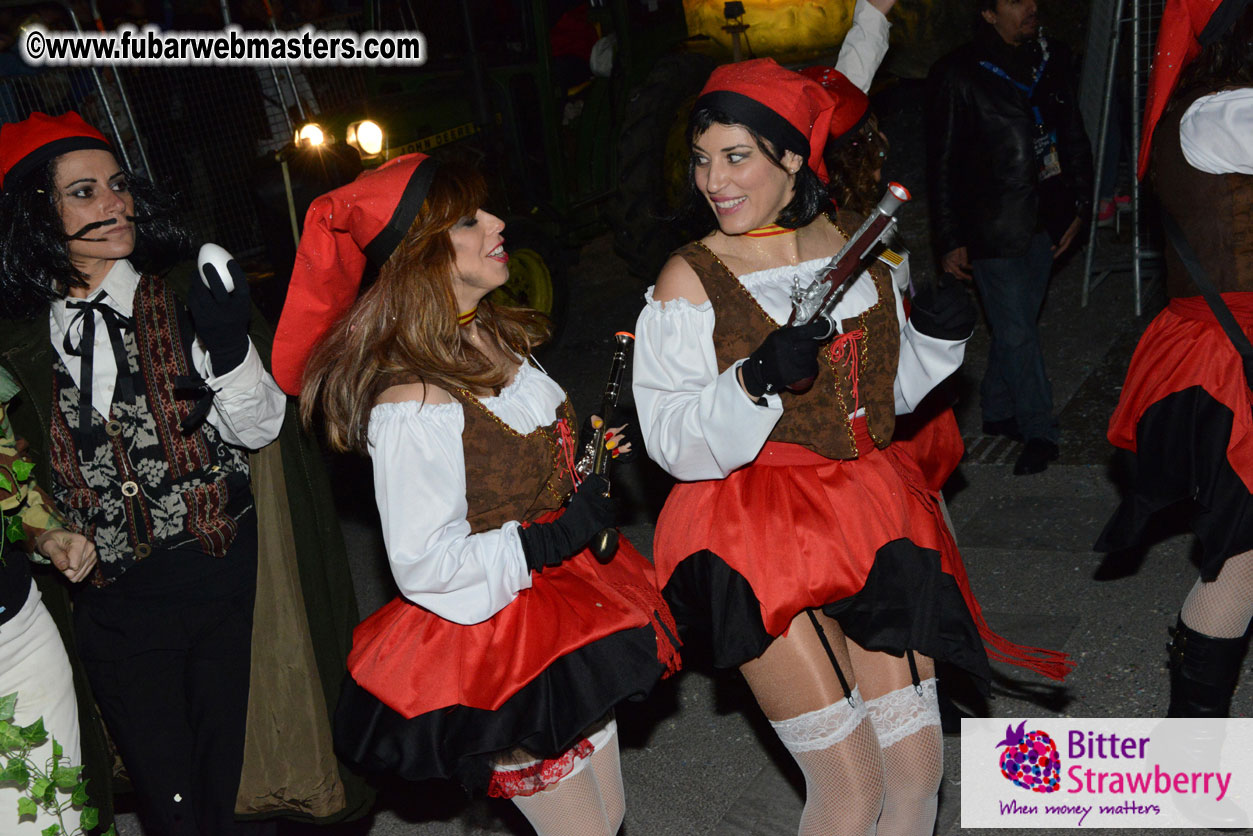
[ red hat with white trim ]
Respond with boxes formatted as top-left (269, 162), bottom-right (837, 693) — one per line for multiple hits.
top-left (0, 111), bottom-right (112, 191)
top-left (696, 58), bottom-right (868, 183)
top-left (1138, 0), bottom-right (1251, 178)
top-left (272, 152), bottom-right (437, 395)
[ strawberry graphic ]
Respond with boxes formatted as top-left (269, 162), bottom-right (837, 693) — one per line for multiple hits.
top-left (996, 721), bottom-right (1061, 793)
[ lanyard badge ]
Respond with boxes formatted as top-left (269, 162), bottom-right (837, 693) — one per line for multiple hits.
top-left (978, 35), bottom-right (1059, 182)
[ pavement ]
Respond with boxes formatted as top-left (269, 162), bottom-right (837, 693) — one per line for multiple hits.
top-left (115, 80), bottom-right (1251, 836)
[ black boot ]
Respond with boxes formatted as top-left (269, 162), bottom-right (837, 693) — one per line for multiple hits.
top-left (1166, 617), bottom-right (1247, 717)
top-left (1160, 619), bottom-right (1251, 828)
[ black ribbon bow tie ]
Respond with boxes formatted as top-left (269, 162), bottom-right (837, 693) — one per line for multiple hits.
top-left (64, 296), bottom-right (134, 437)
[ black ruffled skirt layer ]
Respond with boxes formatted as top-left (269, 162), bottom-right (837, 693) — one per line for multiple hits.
top-left (335, 624), bottom-right (670, 793)
top-left (664, 540), bottom-right (993, 684)
top-left (1098, 295), bottom-right (1253, 579)
top-left (1096, 386), bottom-right (1253, 579)
top-left (333, 532), bottom-right (680, 795)
top-left (654, 437), bottom-right (1072, 686)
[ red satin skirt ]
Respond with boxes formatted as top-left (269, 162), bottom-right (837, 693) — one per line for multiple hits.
top-left (654, 422), bottom-right (1071, 681)
top-left (893, 404), bottom-right (965, 492)
top-left (349, 524), bottom-right (680, 720)
top-left (1098, 294), bottom-right (1253, 575)
top-left (1107, 294), bottom-right (1253, 491)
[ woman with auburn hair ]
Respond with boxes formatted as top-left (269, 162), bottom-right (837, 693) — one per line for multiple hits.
top-left (272, 154), bottom-right (679, 836)
top-left (632, 59), bottom-right (1071, 836)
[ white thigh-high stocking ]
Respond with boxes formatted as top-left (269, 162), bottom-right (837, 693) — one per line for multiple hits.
top-left (508, 722), bottom-right (623, 836)
top-left (588, 724), bottom-right (625, 834)
top-left (1181, 550), bottom-right (1253, 638)
top-left (512, 765), bottom-right (613, 836)
top-left (770, 689), bottom-right (886, 836)
top-left (865, 678), bottom-right (944, 836)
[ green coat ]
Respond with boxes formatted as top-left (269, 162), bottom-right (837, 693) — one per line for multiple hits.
top-left (0, 262), bottom-right (372, 830)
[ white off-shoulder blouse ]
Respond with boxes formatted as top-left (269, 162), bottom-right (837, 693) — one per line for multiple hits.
top-left (366, 360), bottom-right (567, 625)
top-left (633, 256), bottom-right (966, 482)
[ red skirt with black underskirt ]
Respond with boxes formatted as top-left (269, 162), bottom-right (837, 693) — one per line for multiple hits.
top-left (654, 420), bottom-right (1071, 683)
top-left (334, 521), bottom-right (680, 793)
top-left (1097, 294), bottom-right (1253, 576)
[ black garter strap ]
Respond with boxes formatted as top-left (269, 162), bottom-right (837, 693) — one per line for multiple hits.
top-left (906, 649), bottom-right (922, 694)
top-left (806, 609), bottom-right (855, 706)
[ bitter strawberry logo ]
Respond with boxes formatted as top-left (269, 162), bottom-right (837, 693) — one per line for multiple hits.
top-left (996, 721), bottom-right (1061, 793)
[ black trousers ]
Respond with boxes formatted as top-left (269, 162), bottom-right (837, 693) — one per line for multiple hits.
top-left (74, 513), bottom-right (273, 836)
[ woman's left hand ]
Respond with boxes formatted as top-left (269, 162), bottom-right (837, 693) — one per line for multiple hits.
top-left (35, 530), bottom-right (98, 583)
top-left (188, 255), bottom-right (253, 375)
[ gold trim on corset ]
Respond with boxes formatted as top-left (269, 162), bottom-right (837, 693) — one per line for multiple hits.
top-left (693, 242), bottom-right (779, 328)
top-left (454, 386), bottom-right (575, 502)
top-left (696, 215), bottom-right (890, 453)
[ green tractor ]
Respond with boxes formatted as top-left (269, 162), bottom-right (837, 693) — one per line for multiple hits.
top-left (277, 0), bottom-right (713, 334)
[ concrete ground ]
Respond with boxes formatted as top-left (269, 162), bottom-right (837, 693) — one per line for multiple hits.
top-left (115, 80), bottom-right (1244, 835)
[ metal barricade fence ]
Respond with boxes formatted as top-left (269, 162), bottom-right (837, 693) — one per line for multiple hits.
top-left (1080, 0), bottom-right (1167, 313)
top-left (1, 3), bottom-right (367, 259)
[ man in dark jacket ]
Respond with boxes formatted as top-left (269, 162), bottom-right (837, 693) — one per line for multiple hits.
top-left (926, 0), bottom-right (1093, 474)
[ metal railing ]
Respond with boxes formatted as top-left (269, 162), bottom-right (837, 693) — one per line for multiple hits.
top-left (1081, 0), bottom-right (1166, 314)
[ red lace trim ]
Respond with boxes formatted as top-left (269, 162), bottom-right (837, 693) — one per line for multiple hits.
top-left (487, 738), bottom-right (596, 799)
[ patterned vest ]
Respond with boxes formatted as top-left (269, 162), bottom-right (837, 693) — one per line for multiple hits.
top-left (48, 276), bottom-right (252, 586)
top-left (677, 212), bottom-right (900, 460)
top-left (450, 383), bottom-right (577, 533)
top-left (1153, 86), bottom-right (1253, 299)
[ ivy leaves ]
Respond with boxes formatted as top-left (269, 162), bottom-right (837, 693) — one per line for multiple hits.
top-left (0, 459), bottom-right (36, 553)
top-left (0, 692), bottom-right (115, 835)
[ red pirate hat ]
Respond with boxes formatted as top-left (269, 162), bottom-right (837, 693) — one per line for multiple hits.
top-left (272, 152), bottom-right (437, 395)
top-left (798, 65), bottom-right (872, 147)
top-left (0, 111), bottom-right (112, 191)
top-left (697, 58), bottom-right (868, 182)
top-left (1138, 0), bottom-right (1250, 178)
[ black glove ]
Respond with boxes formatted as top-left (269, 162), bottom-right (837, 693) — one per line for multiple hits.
top-left (187, 256), bottom-right (252, 375)
top-left (579, 410), bottom-right (642, 464)
top-left (518, 474), bottom-right (614, 572)
top-left (739, 320), bottom-right (829, 399)
top-left (910, 273), bottom-right (976, 341)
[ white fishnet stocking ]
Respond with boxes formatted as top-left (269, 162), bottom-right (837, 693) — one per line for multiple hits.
top-left (867, 680), bottom-right (943, 836)
top-left (790, 714), bottom-right (886, 836)
top-left (507, 723), bottom-right (623, 836)
top-left (588, 726), bottom-right (625, 834)
top-left (742, 610), bottom-right (886, 835)
top-left (770, 687), bottom-right (867, 751)
top-left (512, 764), bottom-right (614, 836)
top-left (1181, 550), bottom-right (1253, 638)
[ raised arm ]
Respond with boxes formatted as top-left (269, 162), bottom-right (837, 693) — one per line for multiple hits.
top-left (835, 0), bottom-right (895, 93)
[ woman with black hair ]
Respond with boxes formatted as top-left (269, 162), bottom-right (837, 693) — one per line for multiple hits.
top-left (0, 111), bottom-right (366, 834)
top-left (632, 59), bottom-right (1072, 836)
top-left (1097, 0), bottom-right (1253, 718)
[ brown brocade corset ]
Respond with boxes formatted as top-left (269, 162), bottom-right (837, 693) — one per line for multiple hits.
top-left (451, 383), bottom-right (577, 534)
top-left (677, 212), bottom-right (899, 460)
